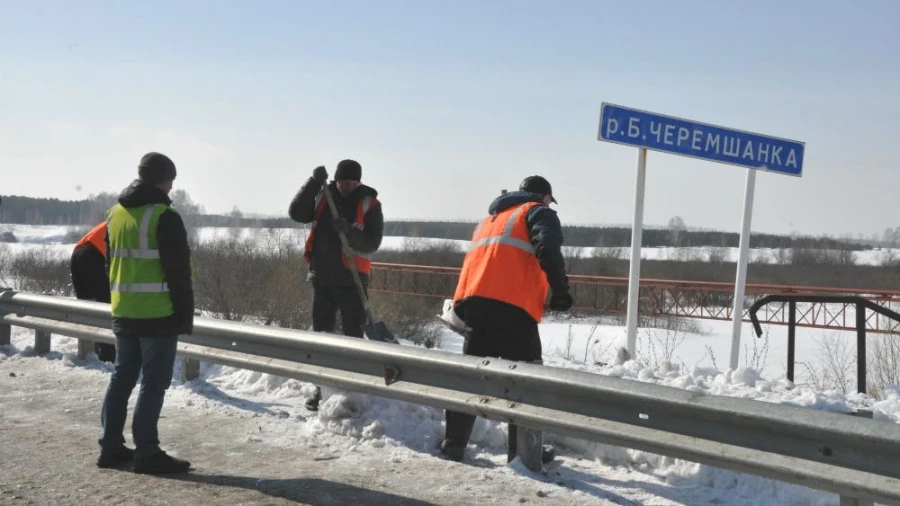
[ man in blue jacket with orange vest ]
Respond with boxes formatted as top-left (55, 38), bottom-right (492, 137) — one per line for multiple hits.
top-left (288, 159), bottom-right (384, 411)
top-left (441, 175), bottom-right (572, 467)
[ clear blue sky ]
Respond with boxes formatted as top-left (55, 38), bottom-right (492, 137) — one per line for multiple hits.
top-left (2, 1), bottom-right (898, 238)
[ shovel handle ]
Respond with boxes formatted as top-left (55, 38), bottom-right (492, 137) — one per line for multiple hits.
top-left (321, 183), bottom-right (376, 323)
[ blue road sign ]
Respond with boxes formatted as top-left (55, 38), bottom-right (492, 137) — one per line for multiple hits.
top-left (598, 103), bottom-right (805, 177)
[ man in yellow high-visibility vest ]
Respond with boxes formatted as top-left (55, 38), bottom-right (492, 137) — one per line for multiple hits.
top-left (97, 152), bottom-right (194, 475)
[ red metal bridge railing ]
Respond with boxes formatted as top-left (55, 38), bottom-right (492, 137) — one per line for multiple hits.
top-left (369, 262), bottom-right (900, 334)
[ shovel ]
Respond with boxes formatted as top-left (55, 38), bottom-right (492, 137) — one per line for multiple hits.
top-left (322, 183), bottom-right (398, 344)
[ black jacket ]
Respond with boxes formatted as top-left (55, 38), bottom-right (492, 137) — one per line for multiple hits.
top-left (107, 180), bottom-right (195, 337)
top-left (288, 178), bottom-right (384, 286)
top-left (487, 191), bottom-right (569, 294)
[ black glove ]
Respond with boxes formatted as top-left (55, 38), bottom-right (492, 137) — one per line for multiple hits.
top-left (312, 166), bottom-right (328, 185)
top-left (549, 291), bottom-right (573, 312)
top-left (332, 217), bottom-right (351, 234)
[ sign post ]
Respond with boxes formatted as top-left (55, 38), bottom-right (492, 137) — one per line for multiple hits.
top-left (625, 148), bottom-right (648, 356)
top-left (598, 103), bottom-right (804, 367)
top-left (730, 168), bottom-right (756, 369)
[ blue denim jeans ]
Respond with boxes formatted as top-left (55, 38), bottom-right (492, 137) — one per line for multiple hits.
top-left (99, 334), bottom-right (178, 458)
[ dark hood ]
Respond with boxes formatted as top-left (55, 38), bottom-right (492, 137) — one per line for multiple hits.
top-left (488, 191), bottom-right (543, 215)
top-left (118, 179), bottom-right (173, 209)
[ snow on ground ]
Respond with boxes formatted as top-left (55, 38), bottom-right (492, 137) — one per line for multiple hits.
top-left (0, 224), bottom-right (76, 260)
top-left (4, 314), bottom-right (895, 505)
top-left (2, 224), bottom-right (896, 267)
top-left (0, 223), bottom-right (77, 244)
top-left (535, 315), bottom-right (869, 394)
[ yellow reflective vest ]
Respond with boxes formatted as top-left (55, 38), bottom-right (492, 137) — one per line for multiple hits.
top-left (107, 203), bottom-right (176, 319)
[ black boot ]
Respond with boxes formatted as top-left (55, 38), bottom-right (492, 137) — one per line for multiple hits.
top-left (438, 439), bottom-right (465, 462)
top-left (440, 410), bottom-right (476, 462)
top-left (97, 445), bottom-right (135, 468)
top-left (133, 451), bottom-right (191, 474)
top-left (305, 387), bottom-right (322, 411)
top-left (95, 343), bottom-right (116, 363)
top-left (541, 444), bottom-right (556, 464)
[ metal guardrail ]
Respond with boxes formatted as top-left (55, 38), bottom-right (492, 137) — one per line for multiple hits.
top-left (1, 290), bottom-right (898, 505)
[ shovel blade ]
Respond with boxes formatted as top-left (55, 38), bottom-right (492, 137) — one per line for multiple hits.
top-left (364, 320), bottom-right (398, 344)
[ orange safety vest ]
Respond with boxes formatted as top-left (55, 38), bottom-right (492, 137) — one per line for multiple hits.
top-left (453, 201), bottom-right (550, 322)
top-left (75, 222), bottom-right (107, 257)
top-left (303, 192), bottom-right (378, 275)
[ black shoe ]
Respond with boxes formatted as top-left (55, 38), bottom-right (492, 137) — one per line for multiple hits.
top-left (305, 388), bottom-right (321, 411)
top-left (95, 343), bottom-right (116, 363)
top-left (541, 444), bottom-right (556, 464)
top-left (133, 451), bottom-right (191, 475)
top-left (97, 445), bottom-right (135, 468)
top-left (438, 439), bottom-right (465, 462)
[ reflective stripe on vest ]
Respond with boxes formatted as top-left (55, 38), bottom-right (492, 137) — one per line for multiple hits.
top-left (353, 196), bottom-right (373, 231)
top-left (453, 201), bottom-right (550, 322)
top-left (468, 204), bottom-right (535, 255)
top-left (108, 206), bottom-right (162, 259)
top-left (107, 203), bottom-right (175, 319)
top-left (109, 282), bottom-right (169, 293)
top-left (303, 196), bottom-right (329, 262)
top-left (303, 192), bottom-right (377, 274)
top-left (108, 248), bottom-right (160, 259)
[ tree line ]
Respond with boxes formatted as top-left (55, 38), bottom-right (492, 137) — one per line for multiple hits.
top-left (0, 194), bottom-right (872, 251)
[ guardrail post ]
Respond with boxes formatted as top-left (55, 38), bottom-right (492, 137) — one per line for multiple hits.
top-left (0, 323), bottom-right (10, 346)
top-left (516, 426), bottom-right (543, 472)
top-left (180, 358), bottom-right (200, 382)
top-left (34, 330), bottom-right (51, 355)
top-left (506, 358), bottom-right (546, 472)
top-left (77, 339), bottom-right (92, 360)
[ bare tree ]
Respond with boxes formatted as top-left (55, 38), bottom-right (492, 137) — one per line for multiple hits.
top-left (800, 334), bottom-right (855, 394)
top-left (586, 245), bottom-right (624, 276)
top-left (82, 192), bottom-right (118, 224)
top-left (882, 226), bottom-right (900, 248)
top-left (668, 215), bottom-right (686, 247)
top-left (868, 333), bottom-right (900, 397)
top-left (169, 189), bottom-right (204, 245)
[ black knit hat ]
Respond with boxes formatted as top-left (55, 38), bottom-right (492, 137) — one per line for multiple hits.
top-left (520, 175), bottom-right (557, 203)
top-left (138, 152), bottom-right (177, 184)
top-left (334, 159), bottom-right (362, 181)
